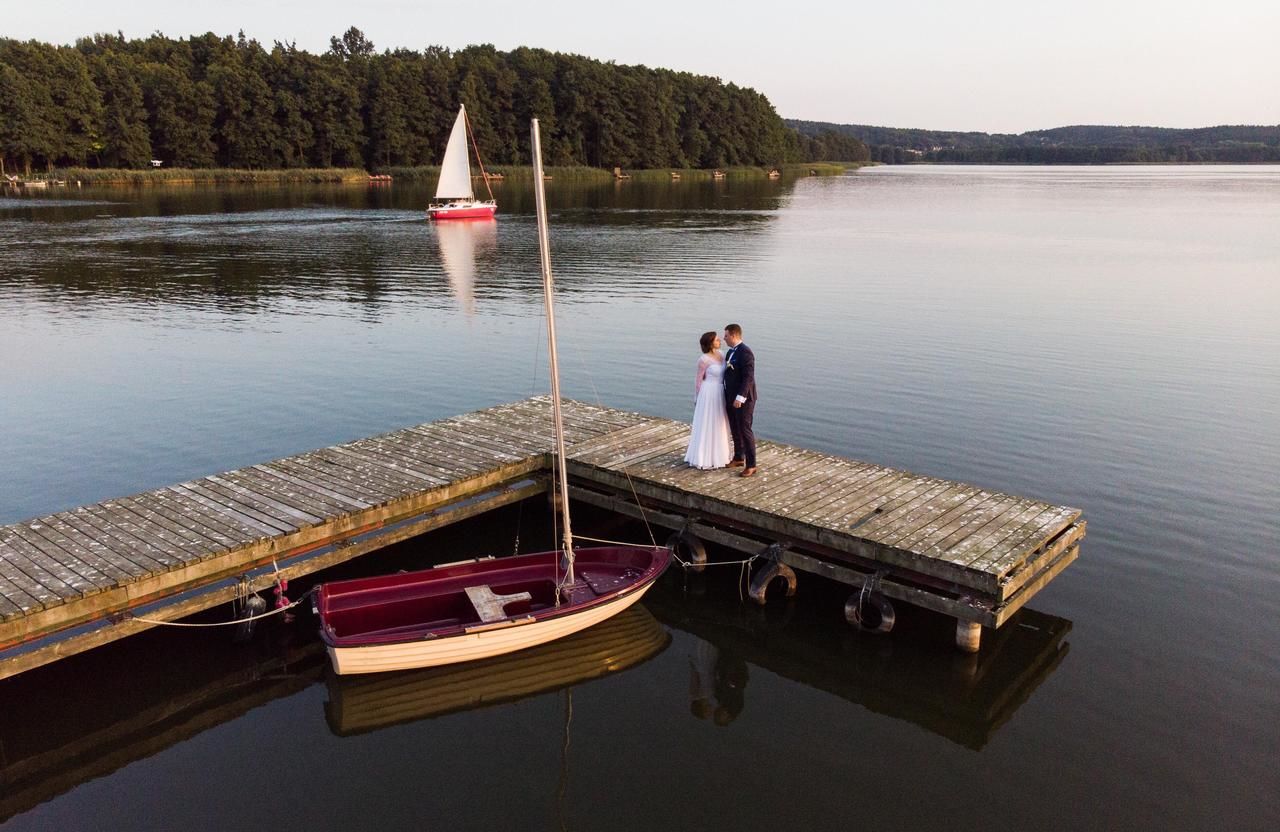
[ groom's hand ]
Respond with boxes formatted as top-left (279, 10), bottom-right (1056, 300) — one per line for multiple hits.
top-left (733, 400), bottom-right (742, 409)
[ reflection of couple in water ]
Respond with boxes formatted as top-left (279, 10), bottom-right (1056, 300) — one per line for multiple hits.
top-left (684, 323), bottom-right (758, 477)
top-left (689, 639), bottom-right (748, 726)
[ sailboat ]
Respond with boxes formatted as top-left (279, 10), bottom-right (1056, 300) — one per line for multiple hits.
top-left (315, 118), bottom-right (672, 676)
top-left (427, 104), bottom-right (498, 220)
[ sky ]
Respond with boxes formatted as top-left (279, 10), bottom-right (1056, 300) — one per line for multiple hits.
top-left (7, 0), bottom-right (1279, 134)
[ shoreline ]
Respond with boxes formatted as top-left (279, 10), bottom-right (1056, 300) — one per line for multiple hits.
top-left (27, 163), bottom-right (859, 188)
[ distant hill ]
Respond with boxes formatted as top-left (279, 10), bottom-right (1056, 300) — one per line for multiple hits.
top-left (787, 120), bottom-right (1280, 164)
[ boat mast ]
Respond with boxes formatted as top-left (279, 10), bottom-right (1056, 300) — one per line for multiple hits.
top-left (531, 118), bottom-right (574, 584)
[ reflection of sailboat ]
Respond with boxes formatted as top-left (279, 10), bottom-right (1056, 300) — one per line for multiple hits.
top-left (427, 104), bottom-right (498, 220)
top-left (324, 605), bottom-right (668, 736)
top-left (436, 218), bottom-right (496, 315)
top-left (647, 582), bottom-right (1071, 750)
top-left (315, 120), bottom-right (672, 675)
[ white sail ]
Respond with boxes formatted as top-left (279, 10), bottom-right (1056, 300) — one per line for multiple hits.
top-left (435, 106), bottom-right (475, 201)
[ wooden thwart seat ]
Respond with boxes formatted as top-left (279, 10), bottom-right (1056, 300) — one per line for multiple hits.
top-left (464, 585), bottom-right (532, 623)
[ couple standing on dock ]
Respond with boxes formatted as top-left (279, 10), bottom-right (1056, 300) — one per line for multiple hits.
top-left (684, 324), bottom-right (758, 477)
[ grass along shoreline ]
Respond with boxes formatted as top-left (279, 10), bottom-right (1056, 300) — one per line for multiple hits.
top-left (45, 167), bottom-right (370, 185)
top-left (40, 162), bottom-right (858, 187)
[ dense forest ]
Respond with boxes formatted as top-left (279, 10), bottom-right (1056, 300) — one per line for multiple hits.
top-left (0, 28), bottom-right (869, 175)
top-left (789, 120), bottom-right (1280, 164)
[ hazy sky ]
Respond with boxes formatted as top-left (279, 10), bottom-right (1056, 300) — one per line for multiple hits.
top-left (8, 1), bottom-right (1278, 133)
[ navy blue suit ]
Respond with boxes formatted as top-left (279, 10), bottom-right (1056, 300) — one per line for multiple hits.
top-left (723, 343), bottom-right (757, 468)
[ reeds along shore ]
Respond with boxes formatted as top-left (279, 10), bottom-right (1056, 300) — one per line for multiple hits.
top-left (46, 167), bottom-right (372, 186)
top-left (43, 163), bottom-right (860, 186)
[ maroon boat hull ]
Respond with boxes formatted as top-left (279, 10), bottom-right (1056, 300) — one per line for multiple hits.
top-left (315, 546), bottom-right (671, 673)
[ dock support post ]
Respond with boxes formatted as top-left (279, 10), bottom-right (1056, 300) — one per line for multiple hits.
top-left (956, 620), bottom-right (982, 653)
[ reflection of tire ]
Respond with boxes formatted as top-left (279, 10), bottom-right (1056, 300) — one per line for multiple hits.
top-left (666, 531), bottom-right (707, 573)
top-left (845, 592), bottom-right (896, 634)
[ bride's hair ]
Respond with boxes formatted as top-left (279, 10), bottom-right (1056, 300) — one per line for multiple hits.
top-left (699, 331), bottom-right (717, 353)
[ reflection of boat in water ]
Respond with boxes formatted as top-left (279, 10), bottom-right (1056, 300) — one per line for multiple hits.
top-left (324, 604), bottom-right (669, 736)
top-left (436, 217), bottom-right (496, 315)
top-left (646, 580), bottom-right (1070, 750)
top-left (0, 632), bottom-right (325, 823)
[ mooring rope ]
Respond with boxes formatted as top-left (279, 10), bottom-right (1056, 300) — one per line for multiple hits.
top-left (572, 534), bottom-right (761, 571)
top-left (127, 587), bottom-right (317, 628)
top-left (853, 569), bottom-right (886, 625)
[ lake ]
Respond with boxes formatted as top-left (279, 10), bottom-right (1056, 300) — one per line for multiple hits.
top-left (1, 166), bottom-right (1277, 830)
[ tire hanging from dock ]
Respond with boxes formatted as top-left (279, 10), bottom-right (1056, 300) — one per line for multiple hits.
top-left (667, 529), bottom-right (708, 573)
top-left (845, 572), bottom-right (895, 634)
top-left (747, 543), bottom-right (797, 604)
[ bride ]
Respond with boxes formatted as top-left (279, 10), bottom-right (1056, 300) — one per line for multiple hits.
top-left (684, 331), bottom-right (733, 469)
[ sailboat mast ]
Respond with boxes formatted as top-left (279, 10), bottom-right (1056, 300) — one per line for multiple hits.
top-left (530, 118), bottom-right (574, 581)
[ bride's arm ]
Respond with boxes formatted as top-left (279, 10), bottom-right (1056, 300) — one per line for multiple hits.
top-left (694, 356), bottom-right (710, 401)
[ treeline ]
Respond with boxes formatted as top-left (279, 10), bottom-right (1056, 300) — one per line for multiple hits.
top-left (0, 28), bottom-right (868, 175)
top-left (789, 120), bottom-right (1280, 164)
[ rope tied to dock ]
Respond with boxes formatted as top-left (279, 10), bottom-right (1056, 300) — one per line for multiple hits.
top-left (126, 586), bottom-right (317, 628)
top-left (571, 533), bottom-right (760, 568)
top-left (850, 570), bottom-right (888, 628)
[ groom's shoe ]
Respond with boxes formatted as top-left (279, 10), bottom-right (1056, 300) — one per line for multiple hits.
top-left (727, 459), bottom-right (746, 468)
top-left (740, 467), bottom-right (758, 478)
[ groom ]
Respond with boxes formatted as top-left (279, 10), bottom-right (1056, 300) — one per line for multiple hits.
top-left (722, 323), bottom-right (758, 477)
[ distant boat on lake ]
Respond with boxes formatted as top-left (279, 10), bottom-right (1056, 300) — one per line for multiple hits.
top-left (427, 104), bottom-right (497, 220)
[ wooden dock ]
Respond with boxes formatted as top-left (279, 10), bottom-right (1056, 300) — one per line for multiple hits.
top-left (0, 397), bottom-right (1083, 679)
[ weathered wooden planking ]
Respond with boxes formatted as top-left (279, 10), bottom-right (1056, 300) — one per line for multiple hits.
top-left (562, 408), bottom-right (1080, 597)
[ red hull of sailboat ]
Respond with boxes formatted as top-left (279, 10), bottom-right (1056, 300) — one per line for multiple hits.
top-left (428, 203), bottom-right (497, 220)
top-left (315, 545), bottom-right (671, 673)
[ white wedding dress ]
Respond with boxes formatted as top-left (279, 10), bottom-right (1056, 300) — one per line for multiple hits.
top-left (684, 355), bottom-right (733, 469)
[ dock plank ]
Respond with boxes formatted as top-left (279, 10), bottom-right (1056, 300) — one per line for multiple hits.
top-left (205, 474), bottom-right (329, 527)
top-left (153, 487), bottom-right (269, 543)
top-left (1, 524), bottom-right (112, 592)
top-left (360, 434), bottom-right (481, 480)
top-left (66, 504), bottom-right (180, 573)
top-left (11, 520), bottom-right (141, 583)
top-left (310, 448), bottom-right (428, 495)
top-left (218, 468), bottom-right (352, 519)
top-left (120, 492), bottom-right (240, 553)
top-left (271, 457), bottom-right (394, 506)
top-left (329, 443), bottom-right (451, 489)
top-left (171, 483), bottom-right (292, 537)
top-left (48, 509), bottom-right (177, 576)
top-left (0, 542), bottom-right (67, 609)
top-left (251, 464), bottom-right (373, 511)
top-left (187, 479), bottom-right (305, 533)
top-left (0, 533), bottom-right (87, 600)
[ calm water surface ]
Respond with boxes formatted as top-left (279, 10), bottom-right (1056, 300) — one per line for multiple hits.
top-left (1, 167), bottom-right (1277, 830)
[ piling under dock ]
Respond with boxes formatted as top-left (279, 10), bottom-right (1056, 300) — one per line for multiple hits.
top-left (0, 397), bottom-right (1083, 679)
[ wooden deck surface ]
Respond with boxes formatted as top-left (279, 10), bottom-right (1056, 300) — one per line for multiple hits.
top-left (563, 408), bottom-right (1084, 602)
top-left (0, 396), bottom-right (1082, 673)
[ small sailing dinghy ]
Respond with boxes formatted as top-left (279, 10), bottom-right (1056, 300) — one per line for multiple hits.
top-left (427, 104), bottom-right (498, 220)
top-left (317, 119), bottom-right (671, 675)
